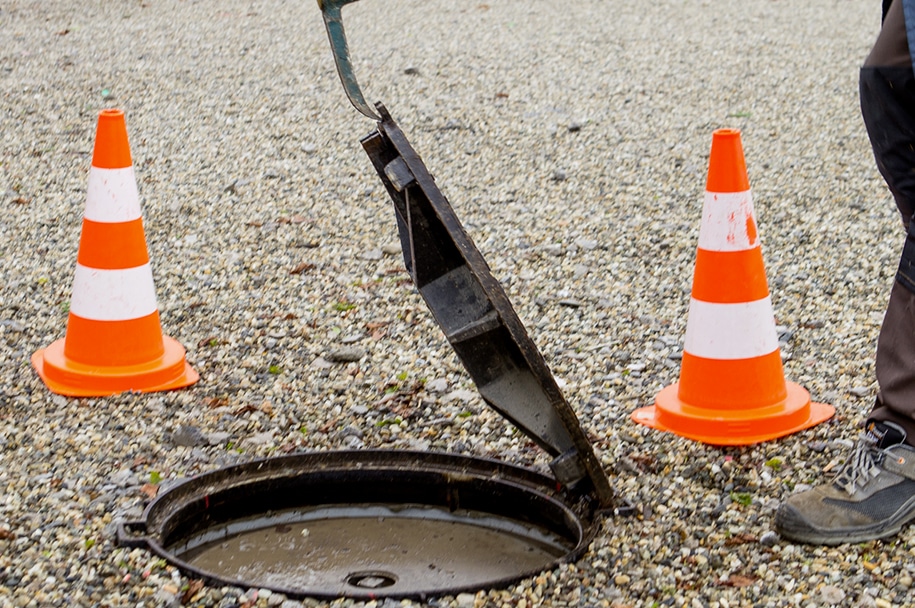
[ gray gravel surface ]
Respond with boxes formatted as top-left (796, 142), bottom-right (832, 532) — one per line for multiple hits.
top-left (0, 0), bottom-right (909, 606)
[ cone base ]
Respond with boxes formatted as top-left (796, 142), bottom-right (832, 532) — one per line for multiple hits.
top-left (32, 335), bottom-right (199, 397)
top-left (631, 381), bottom-right (835, 446)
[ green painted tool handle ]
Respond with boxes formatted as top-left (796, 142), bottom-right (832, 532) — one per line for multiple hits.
top-left (318, 0), bottom-right (381, 120)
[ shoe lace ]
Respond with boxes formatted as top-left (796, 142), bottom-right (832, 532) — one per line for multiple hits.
top-left (833, 434), bottom-right (884, 495)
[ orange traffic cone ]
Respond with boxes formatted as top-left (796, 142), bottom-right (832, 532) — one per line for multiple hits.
top-left (631, 129), bottom-right (834, 445)
top-left (32, 109), bottom-right (199, 397)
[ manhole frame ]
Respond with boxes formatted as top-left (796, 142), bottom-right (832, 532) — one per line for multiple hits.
top-left (118, 450), bottom-right (604, 600)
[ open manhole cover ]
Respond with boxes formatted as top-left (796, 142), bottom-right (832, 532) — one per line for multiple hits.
top-left (117, 108), bottom-right (630, 598)
top-left (117, 4), bottom-right (629, 598)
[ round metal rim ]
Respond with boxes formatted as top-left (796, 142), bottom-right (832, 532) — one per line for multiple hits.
top-left (117, 450), bottom-right (603, 600)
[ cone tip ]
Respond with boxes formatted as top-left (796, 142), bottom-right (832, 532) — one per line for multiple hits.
top-left (713, 127), bottom-right (741, 138)
top-left (92, 108), bottom-right (132, 170)
top-left (706, 128), bottom-right (749, 193)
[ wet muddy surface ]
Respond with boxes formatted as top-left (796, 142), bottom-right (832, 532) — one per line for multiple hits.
top-left (175, 504), bottom-right (571, 595)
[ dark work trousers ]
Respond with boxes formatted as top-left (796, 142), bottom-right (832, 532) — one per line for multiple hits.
top-left (861, 0), bottom-right (915, 440)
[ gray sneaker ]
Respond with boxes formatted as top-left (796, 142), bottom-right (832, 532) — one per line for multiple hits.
top-left (775, 420), bottom-right (915, 545)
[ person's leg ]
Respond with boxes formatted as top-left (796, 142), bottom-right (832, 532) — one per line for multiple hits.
top-left (775, 0), bottom-right (915, 545)
top-left (872, 283), bottom-right (915, 440)
top-left (867, 0), bottom-right (911, 69)
top-left (861, 61), bottom-right (915, 439)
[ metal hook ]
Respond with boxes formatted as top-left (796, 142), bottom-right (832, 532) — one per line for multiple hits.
top-left (318, 0), bottom-right (381, 121)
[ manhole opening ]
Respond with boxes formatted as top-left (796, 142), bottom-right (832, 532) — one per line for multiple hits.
top-left (170, 503), bottom-right (573, 589)
top-left (121, 451), bottom-right (598, 599)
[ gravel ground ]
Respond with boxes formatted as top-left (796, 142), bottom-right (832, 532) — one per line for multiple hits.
top-left (0, 0), bottom-right (909, 606)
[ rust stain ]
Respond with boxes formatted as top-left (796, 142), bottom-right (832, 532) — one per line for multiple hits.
top-left (746, 216), bottom-right (758, 245)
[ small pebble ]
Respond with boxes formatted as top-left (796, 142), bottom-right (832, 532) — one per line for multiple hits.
top-left (455, 593), bottom-right (476, 608)
top-left (169, 424), bottom-right (207, 447)
top-left (326, 347), bottom-right (366, 362)
top-left (759, 531), bottom-right (779, 547)
top-left (426, 378), bottom-right (449, 392)
top-left (820, 585), bottom-right (846, 604)
top-left (848, 386), bottom-right (872, 398)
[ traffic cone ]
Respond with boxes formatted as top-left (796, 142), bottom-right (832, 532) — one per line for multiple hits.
top-left (631, 129), bottom-right (834, 445)
top-left (31, 109), bottom-right (199, 397)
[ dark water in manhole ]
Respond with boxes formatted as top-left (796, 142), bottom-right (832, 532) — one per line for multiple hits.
top-left (171, 504), bottom-right (572, 593)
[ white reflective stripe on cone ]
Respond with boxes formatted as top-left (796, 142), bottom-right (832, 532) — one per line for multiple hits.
top-left (69, 264), bottom-right (159, 321)
top-left (84, 167), bottom-right (142, 223)
top-left (697, 190), bottom-right (758, 252)
top-left (683, 297), bottom-right (779, 360)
